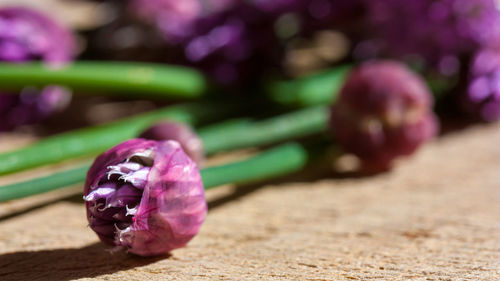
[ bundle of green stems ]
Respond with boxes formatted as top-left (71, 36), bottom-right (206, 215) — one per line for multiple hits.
top-left (0, 61), bottom-right (346, 202)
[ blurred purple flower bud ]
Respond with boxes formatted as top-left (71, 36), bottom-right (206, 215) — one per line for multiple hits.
top-left (0, 7), bottom-right (76, 131)
top-left (361, 0), bottom-right (500, 75)
top-left (139, 121), bottom-right (205, 166)
top-left (0, 7), bottom-right (76, 64)
top-left (129, 0), bottom-right (355, 87)
top-left (0, 86), bottom-right (71, 132)
top-left (461, 48), bottom-right (500, 122)
top-left (126, 0), bottom-right (363, 87)
top-left (330, 61), bottom-right (439, 171)
top-left (84, 139), bottom-right (206, 256)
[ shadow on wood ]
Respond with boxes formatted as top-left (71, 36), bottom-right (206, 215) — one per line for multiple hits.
top-left (0, 243), bottom-right (166, 281)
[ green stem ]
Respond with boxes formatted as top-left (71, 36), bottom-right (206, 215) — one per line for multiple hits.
top-left (200, 106), bottom-right (329, 153)
top-left (0, 164), bottom-right (91, 202)
top-left (0, 61), bottom-right (208, 99)
top-left (267, 65), bottom-right (351, 107)
top-left (0, 103), bottom-right (229, 175)
top-left (202, 142), bottom-right (308, 189)
top-left (0, 106), bottom-right (329, 175)
top-left (268, 64), bottom-right (454, 108)
top-left (0, 143), bottom-right (309, 202)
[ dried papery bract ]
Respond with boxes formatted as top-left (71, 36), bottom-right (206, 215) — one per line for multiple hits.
top-left (330, 60), bottom-right (439, 171)
top-left (139, 121), bottom-right (205, 166)
top-left (84, 139), bottom-right (207, 256)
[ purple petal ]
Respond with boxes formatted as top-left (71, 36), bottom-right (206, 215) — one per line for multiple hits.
top-left (107, 184), bottom-right (142, 208)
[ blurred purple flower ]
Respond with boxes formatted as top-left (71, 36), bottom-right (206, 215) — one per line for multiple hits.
top-left (0, 7), bottom-right (76, 131)
top-left (128, 0), bottom-right (360, 86)
top-left (360, 0), bottom-right (500, 75)
top-left (462, 48), bottom-right (500, 121)
top-left (128, 0), bottom-right (203, 43)
top-left (84, 139), bottom-right (206, 256)
top-left (139, 121), bottom-right (205, 165)
top-left (0, 7), bottom-right (75, 63)
top-left (0, 86), bottom-right (71, 132)
top-left (178, 1), bottom-right (312, 86)
top-left (330, 61), bottom-right (439, 171)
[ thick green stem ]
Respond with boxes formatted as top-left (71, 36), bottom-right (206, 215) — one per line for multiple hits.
top-left (0, 143), bottom-right (309, 202)
top-left (0, 104), bottom-right (228, 175)
top-left (0, 61), bottom-right (208, 99)
top-left (267, 65), bottom-right (351, 107)
top-left (0, 106), bottom-right (329, 175)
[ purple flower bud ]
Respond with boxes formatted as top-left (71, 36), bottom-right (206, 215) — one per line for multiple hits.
top-left (0, 7), bottom-right (76, 131)
top-left (139, 121), bottom-right (205, 166)
top-left (330, 61), bottom-right (439, 171)
top-left (461, 48), bottom-right (500, 122)
top-left (84, 139), bottom-right (207, 256)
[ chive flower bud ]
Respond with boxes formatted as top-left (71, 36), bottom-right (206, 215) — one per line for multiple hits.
top-left (139, 121), bottom-right (205, 165)
top-left (0, 7), bottom-right (75, 131)
top-left (84, 139), bottom-right (206, 256)
top-left (330, 61), bottom-right (439, 171)
top-left (461, 48), bottom-right (500, 122)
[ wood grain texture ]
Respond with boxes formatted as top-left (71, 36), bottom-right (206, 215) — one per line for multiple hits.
top-left (0, 123), bottom-right (499, 280)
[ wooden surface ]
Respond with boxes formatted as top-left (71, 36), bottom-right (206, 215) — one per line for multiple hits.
top-left (0, 123), bottom-right (499, 280)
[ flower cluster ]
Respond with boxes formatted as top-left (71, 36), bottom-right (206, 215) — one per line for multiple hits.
top-left (128, 0), bottom-right (358, 86)
top-left (0, 7), bottom-right (75, 131)
top-left (84, 139), bottom-right (206, 256)
top-left (360, 0), bottom-right (500, 76)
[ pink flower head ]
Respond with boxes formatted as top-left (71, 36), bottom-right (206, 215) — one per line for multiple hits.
top-left (330, 60), bottom-right (439, 171)
top-left (84, 139), bottom-right (207, 256)
top-left (139, 121), bottom-right (205, 166)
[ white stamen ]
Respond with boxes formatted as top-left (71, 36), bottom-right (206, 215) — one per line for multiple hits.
top-left (126, 205), bottom-right (138, 216)
top-left (119, 168), bottom-right (149, 187)
top-left (83, 187), bottom-right (115, 202)
top-left (115, 225), bottom-right (133, 246)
